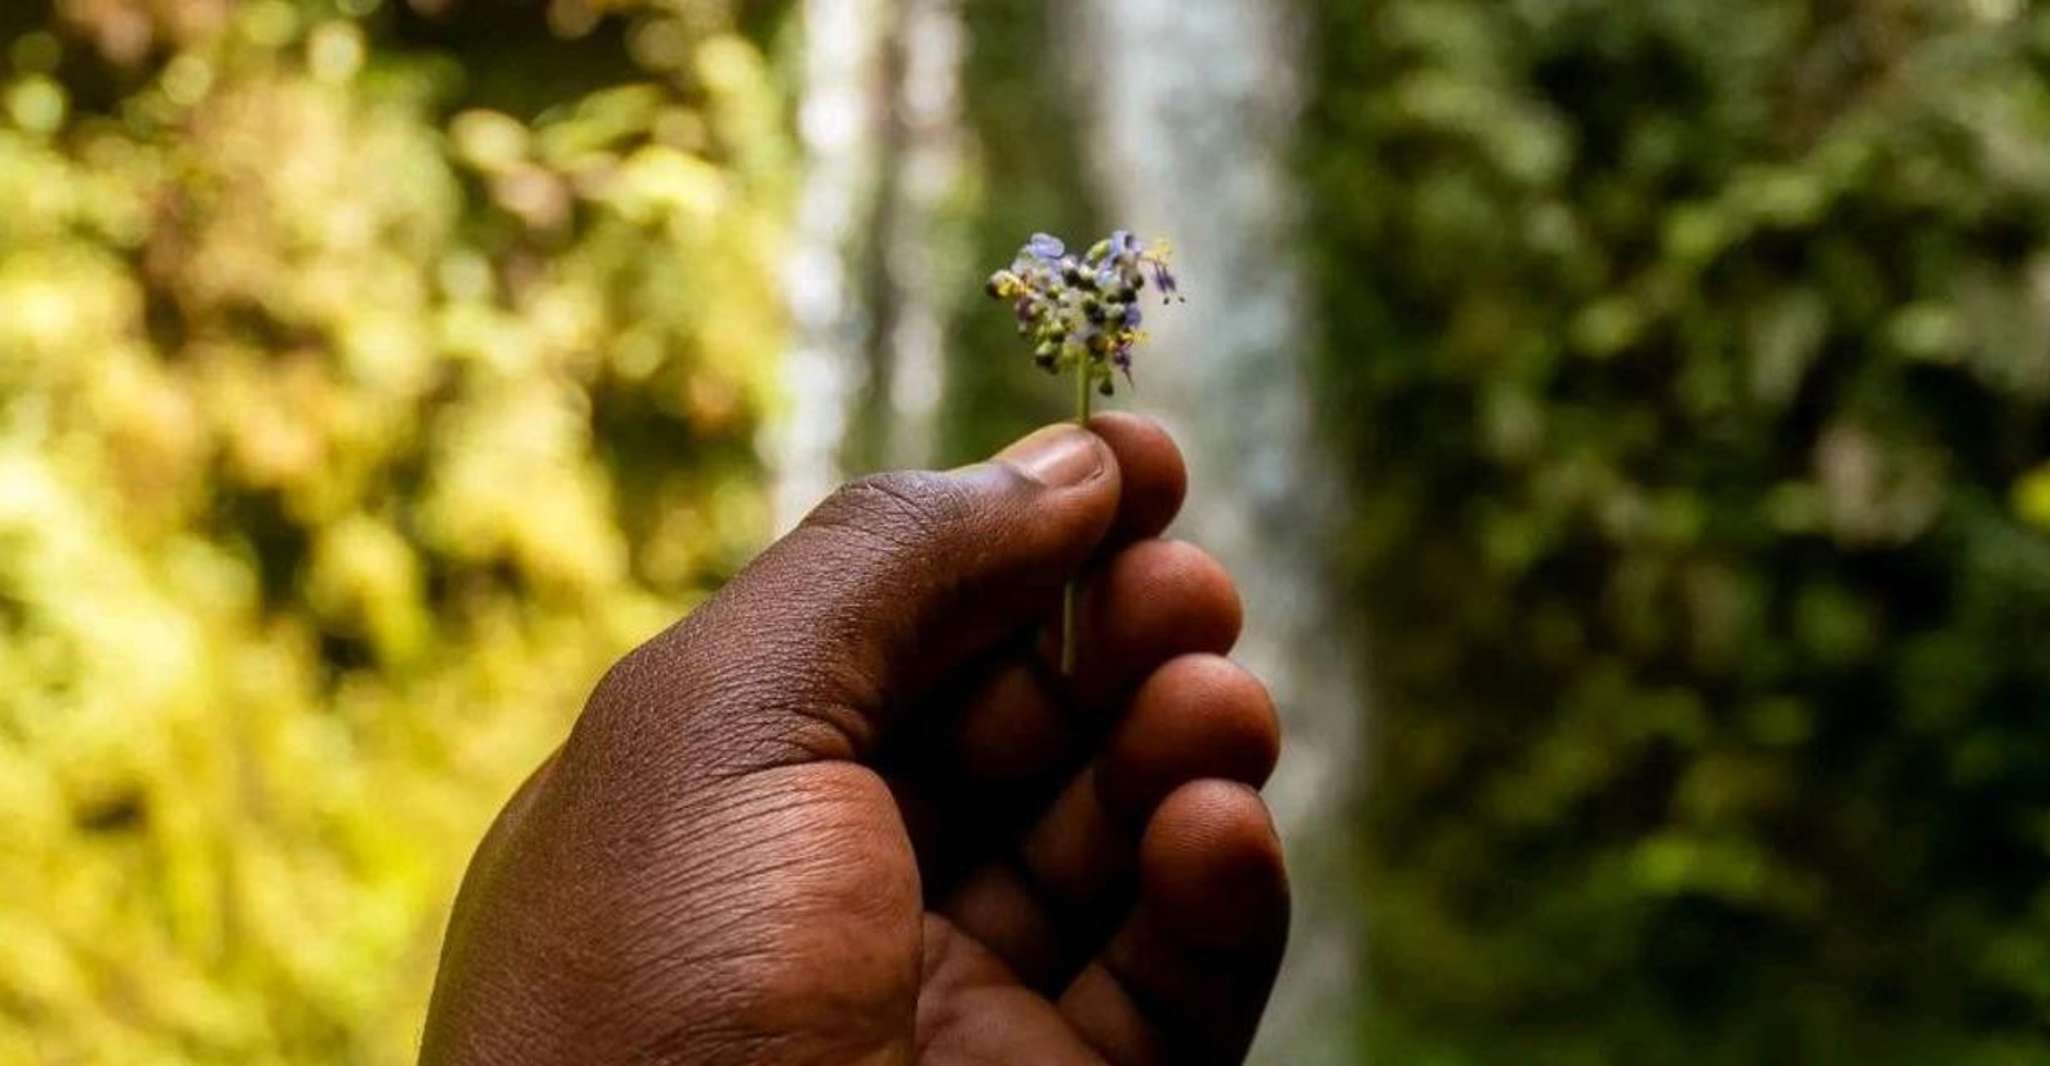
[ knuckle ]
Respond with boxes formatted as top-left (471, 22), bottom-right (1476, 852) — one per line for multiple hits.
top-left (805, 470), bottom-right (978, 555)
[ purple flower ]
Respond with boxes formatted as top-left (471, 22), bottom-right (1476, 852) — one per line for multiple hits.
top-left (1026, 233), bottom-right (1066, 263)
top-left (986, 228), bottom-right (1182, 398)
top-left (1149, 259), bottom-right (1179, 300)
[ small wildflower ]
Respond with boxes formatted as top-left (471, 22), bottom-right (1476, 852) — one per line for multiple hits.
top-left (984, 229), bottom-right (1185, 675)
top-left (984, 229), bottom-right (1183, 397)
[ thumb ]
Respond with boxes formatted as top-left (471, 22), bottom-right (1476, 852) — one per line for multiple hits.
top-left (587, 423), bottom-right (1121, 768)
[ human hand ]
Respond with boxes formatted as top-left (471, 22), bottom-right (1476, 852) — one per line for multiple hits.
top-left (422, 415), bottom-right (1289, 1065)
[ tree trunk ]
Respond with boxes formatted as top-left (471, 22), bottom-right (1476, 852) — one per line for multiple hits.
top-left (876, 0), bottom-right (967, 471)
top-left (773, 0), bottom-right (891, 530)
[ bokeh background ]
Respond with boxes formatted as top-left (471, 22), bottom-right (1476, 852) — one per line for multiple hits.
top-left (7, 0), bottom-right (2050, 1062)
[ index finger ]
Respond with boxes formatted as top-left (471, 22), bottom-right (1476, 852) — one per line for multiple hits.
top-left (1088, 412), bottom-right (1187, 545)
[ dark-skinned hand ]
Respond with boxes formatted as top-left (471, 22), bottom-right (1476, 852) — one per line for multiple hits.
top-left (421, 415), bottom-right (1290, 1065)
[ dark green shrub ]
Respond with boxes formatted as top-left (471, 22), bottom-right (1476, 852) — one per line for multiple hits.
top-left (1308, 3), bottom-right (2050, 1060)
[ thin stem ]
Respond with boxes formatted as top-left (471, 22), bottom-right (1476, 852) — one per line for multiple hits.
top-left (1062, 364), bottom-right (1092, 675)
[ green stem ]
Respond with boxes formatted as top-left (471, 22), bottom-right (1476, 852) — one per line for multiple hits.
top-left (1062, 364), bottom-right (1092, 675)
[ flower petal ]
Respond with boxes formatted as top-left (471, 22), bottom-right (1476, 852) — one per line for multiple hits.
top-left (1027, 233), bottom-right (1066, 261)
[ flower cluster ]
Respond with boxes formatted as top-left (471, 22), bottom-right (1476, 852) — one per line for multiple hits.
top-left (986, 230), bottom-right (1182, 396)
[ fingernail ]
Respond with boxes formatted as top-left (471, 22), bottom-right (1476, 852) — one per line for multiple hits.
top-left (995, 424), bottom-right (1104, 487)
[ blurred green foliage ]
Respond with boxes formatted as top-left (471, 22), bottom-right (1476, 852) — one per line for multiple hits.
top-left (20, 0), bottom-right (2050, 1060)
top-left (0, 1), bottom-right (790, 1061)
top-left (1309, 1), bottom-right (2050, 1060)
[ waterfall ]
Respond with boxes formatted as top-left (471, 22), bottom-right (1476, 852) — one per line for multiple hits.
top-left (1065, 2), bottom-right (1369, 1060)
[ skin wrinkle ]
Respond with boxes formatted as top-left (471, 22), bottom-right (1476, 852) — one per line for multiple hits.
top-left (450, 752), bottom-right (912, 1059)
top-left (812, 471), bottom-right (981, 556)
top-left (578, 766), bottom-right (920, 1057)
top-left (455, 810), bottom-right (629, 996)
top-left (642, 825), bottom-right (901, 937)
top-left (688, 600), bottom-right (884, 765)
top-left (592, 611), bottom-right (876, 774)
top-left (591, 858), bottom-right (914, 1058)
top-left (590, 572), bottom-right (876, 773)
top-left (638, 811), bottom-right (899, 934)
top-left (608, 933), bottom-right (894, 1056)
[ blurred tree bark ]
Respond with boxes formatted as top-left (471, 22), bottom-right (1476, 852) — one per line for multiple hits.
top-left (873, 0), bottom-right (964, 471)
top-left (774, 0), bottom-right (965, 522)
top-left (772, 0), bottom-right (887, 528)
